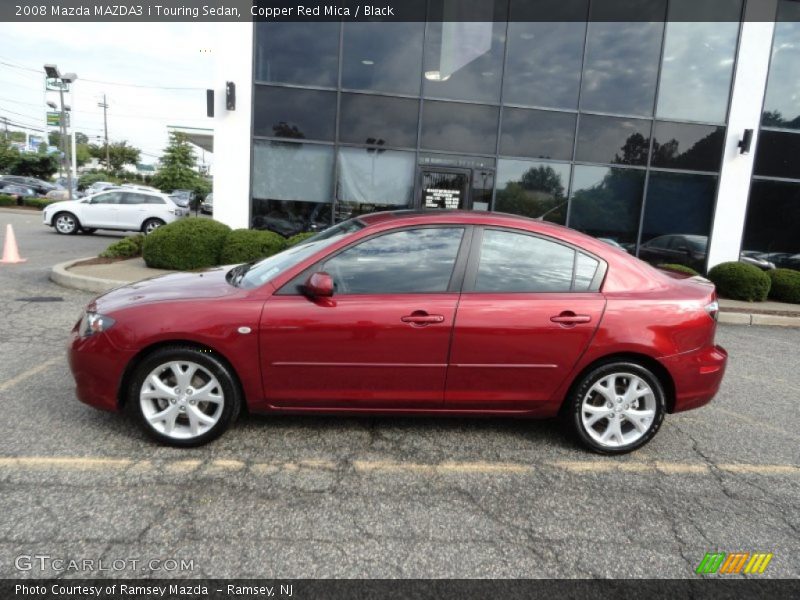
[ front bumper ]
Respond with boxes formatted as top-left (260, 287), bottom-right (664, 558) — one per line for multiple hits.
top-left (660, 344), bottom-right (728, 413)
top-left (67, 328), bottom-right (134, 412)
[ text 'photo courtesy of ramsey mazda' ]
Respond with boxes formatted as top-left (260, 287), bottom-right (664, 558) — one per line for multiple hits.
top-left (68, 211), bottom-right (727, 454)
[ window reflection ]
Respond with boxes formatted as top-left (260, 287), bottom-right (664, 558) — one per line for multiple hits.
top-left (639, 172), bottom-right (717, 271)
top-left (254, 86), bottom-right (336, 141)
top-left (423, 0), bottom-right (508, 103)
top-left (336, 148), bottom-right (415, 218)
top-left (252, 141), bottom-right (334, 236)
top-left (495, 159), bottom-right (570, 224)
top-left (342, 20), bottom-right (425, 95)
top-left (254, 23), bottom-right (339, 87)
top-left (421, 101), bottom-right (499, 154)
top-left (754, 130), bottom-right (800, 179)
top-left (476, 229), bottom-right (576, 293)
top-left (656, 0), bottom-right (741, 123)
top-left (581, 4), bottom-right (666, 117)
top-left (503, 0), bottom-right (588, 109)
top-left (576, 115), bottom-right (651, 166)
top-left (568, 166), bottom-right (645, 252)
top-left (743, 180), bottom-right (800, 269)
top-left (338, 94), bottom-right (419, 148)
top-left (762, 1), bottom-right (800, 130)
top-left (500, 108), bottom-right (576, 161)
top-left (651, 122), bottom-right (725, 172)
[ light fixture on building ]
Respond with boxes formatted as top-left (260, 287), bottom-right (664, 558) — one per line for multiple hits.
top-left (424, 70), bottom-right (450, 82)
top-left (361, 60), bottom-right (374, 65)
top-left (738, 129), bottom-right (753, 154)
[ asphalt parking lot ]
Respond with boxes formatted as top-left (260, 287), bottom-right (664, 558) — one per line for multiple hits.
top-left (0, 209), bottom-right (798, 579)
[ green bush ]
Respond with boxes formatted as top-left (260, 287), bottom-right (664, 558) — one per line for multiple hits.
top-left (22, 197), bottom-right (57, 210)
top-left (0, 194), bottom-right (15, 206)
top-left (286, 231), bottom-right (315, 247)
top-left (219, 229), bottom-right (286, 264)
top-left (658, 263), bottom-right (700, 276)
top-left (142, 218), bottom-right (231, 270)
top-left (100, 235), bottom-right (144, 259)
top-left (707, 261), bottom-right (771, 302)
top-left (767, 268), bottom-right (800, 304)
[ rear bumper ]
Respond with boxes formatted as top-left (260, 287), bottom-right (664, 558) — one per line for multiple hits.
top-left (660, 344), bottom-right (728, 413)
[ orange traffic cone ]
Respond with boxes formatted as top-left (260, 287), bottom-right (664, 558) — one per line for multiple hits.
top-left (0, 224), bottom-right (27, 264)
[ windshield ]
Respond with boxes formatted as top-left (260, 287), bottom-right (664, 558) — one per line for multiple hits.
top-left (230, 218), bottom-right (365, 289)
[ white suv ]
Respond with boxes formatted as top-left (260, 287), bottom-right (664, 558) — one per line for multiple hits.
top-left (43, 190), bottom-right (186, 235)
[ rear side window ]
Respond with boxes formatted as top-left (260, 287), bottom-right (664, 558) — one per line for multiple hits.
top-left (473, 229), bottom-right (600, 293)
top-left (141, 194), bottom-right (165, 205)
top-left (322, 227), bottom-right (464, 294)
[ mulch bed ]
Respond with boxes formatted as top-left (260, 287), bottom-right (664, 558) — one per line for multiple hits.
top-left (68, 256), bottom-right (130, 268)
top-left (723, 308), bottom-right (800, 317)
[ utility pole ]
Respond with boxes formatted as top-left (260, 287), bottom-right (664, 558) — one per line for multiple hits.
top-left (98, 94), bottom-right (110, 171)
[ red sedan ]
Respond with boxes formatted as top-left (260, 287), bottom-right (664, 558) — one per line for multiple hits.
top-left (68, 211), bottom-right (727, 454)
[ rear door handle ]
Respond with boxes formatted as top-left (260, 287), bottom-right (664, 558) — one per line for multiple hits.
top-left (550, 311), bottom-right (592, 326)
top-left (401, 311), bottom-right (445, 326)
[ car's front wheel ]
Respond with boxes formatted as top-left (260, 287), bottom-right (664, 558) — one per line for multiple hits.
top-left (568, 362), bottom-right (665, 455)
top-left (129, 346), bottom-right (241, 447)
top-left (53, 212), bottom-right (79, 235)
top-left (142, 218), bottom-right (165, 235)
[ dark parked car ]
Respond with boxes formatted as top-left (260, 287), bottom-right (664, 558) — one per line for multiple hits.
top-left (68, 211), bottom-right (727, 454)
top-left (0, 175), bottom-right (56, 196)
top-left (639, 234), bottom-right (775, 271)
top-left (169, 189), bottom-right (195, 209)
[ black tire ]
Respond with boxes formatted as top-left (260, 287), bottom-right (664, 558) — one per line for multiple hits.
top-left (567, 361), bottom-right (666, 455)
top-left (81, 228), bottom-right (97, 234)
top-left (128, 346), bottom-right (241, 447)
top-left (142, 218), bottom-right (165, 235)
top-left (53, 211), bottom-right (80, 235)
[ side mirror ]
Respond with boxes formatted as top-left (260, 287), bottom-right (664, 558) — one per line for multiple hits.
top-left (304, 271), bottom-right (334, 298)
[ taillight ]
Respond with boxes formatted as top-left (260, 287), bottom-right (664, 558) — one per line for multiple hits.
top-left (704, 300), bottom-right (719, 321)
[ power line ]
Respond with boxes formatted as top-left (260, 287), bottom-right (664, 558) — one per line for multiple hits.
top-left (0, 58), bottom-right (207, 91)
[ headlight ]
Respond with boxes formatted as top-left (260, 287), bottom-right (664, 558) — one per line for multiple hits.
top-left (79, 312), bottom-right (116, 337)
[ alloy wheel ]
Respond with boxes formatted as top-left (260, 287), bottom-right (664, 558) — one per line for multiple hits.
top-left (139, 361), bottom-right (225, 440)
top-left (55, 214), bottom-right (77, 234)
top-left (580, 372), bottom-right (657, 448)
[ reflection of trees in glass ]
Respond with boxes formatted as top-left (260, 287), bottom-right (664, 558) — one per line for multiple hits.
top-left (494, 165), bottom-right (567, 223)
top-left (272, 122), bottom-right (306, 139)
top-left (613, 133), bottom-right (650, 165)
top-left (762, 110), bottom-right (800, 129)
top-left (610, 129), bottom-right (725, 171)
top-left (570, 168), bottom-right (644, 246)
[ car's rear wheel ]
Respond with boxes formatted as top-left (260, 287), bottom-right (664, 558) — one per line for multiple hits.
top-left (129, 346), bottom-right (240, 447)
top-left (568, 362), bottom-right (665, 455)
top-left (53, 212), bottom-right (79, 235)
top-left (142, 218), bottom-right (165, 235)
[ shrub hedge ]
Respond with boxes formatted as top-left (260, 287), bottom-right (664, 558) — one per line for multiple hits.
top-left (22, 197), bottom-right (58, 210)
top-left (286, 231), bottom-right (315, 247)
top-left (658, 263), bottom-right (700, 276)
top-left (100, 235), bottom-right (145, 259)
top-left (219, 229), bottom-right (286, 264)
top-left (767, 268), bottom-right (800, 304)
top-left (0, 194), bottom-right (15, 206)
top-left (143, 218), bottom-right (231, 270)
top-left (707, 261), bottom-right (771, 302)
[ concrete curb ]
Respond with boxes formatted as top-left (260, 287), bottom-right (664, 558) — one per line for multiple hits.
top-left (718, 311), bottom-right (800, 328)
top-left (50, 257), bottom-right (128, 294)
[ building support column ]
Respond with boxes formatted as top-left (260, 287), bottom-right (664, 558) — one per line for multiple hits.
top-left (212, 22), bottom-right (254, 230)
top-left (707, 1), bottom-right (776, 268)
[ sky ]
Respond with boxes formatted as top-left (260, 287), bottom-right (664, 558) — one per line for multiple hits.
top-left (0, 22), bottom-right (216, 167)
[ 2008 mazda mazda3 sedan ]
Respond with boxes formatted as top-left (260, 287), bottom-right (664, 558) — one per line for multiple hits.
top-left (68, 211), bottom-right (727, 454)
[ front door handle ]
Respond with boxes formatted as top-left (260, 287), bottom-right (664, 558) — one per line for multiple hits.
top-left (401, 311), bottom-right (445, 326)
top-left (550, 311), bottom-right (592, 326)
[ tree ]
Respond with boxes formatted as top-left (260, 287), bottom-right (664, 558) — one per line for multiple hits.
top-left (151, 132), bottom-right (200, 193)
top-left (9, 153), bottom-right (59, 179)
top-left (0, 137), bottom-right (20, 173)
top-left (106, 141), bottom-right (140, 173)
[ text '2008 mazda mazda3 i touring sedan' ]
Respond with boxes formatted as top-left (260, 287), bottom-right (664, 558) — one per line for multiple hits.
top-left (68, 211), bottom-right (727, 454)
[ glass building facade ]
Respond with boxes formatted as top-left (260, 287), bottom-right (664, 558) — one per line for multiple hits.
top-left (742, 0), bottom-right (800, 270)
top-left (248, 0), bottom-right (753, 271)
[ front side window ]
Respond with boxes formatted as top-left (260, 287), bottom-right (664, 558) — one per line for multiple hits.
top-left (91, 192), bottom-right (122, 205)
top-left (475, 229), bottom-right (576, 293)
top-left (323, 228), bottom-right (464, 294)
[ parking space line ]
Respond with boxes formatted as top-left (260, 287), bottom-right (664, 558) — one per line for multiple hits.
top-left (0, 456), bottom-right (795, 477)
top-left (0, 356), bottom-right (62, 394)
